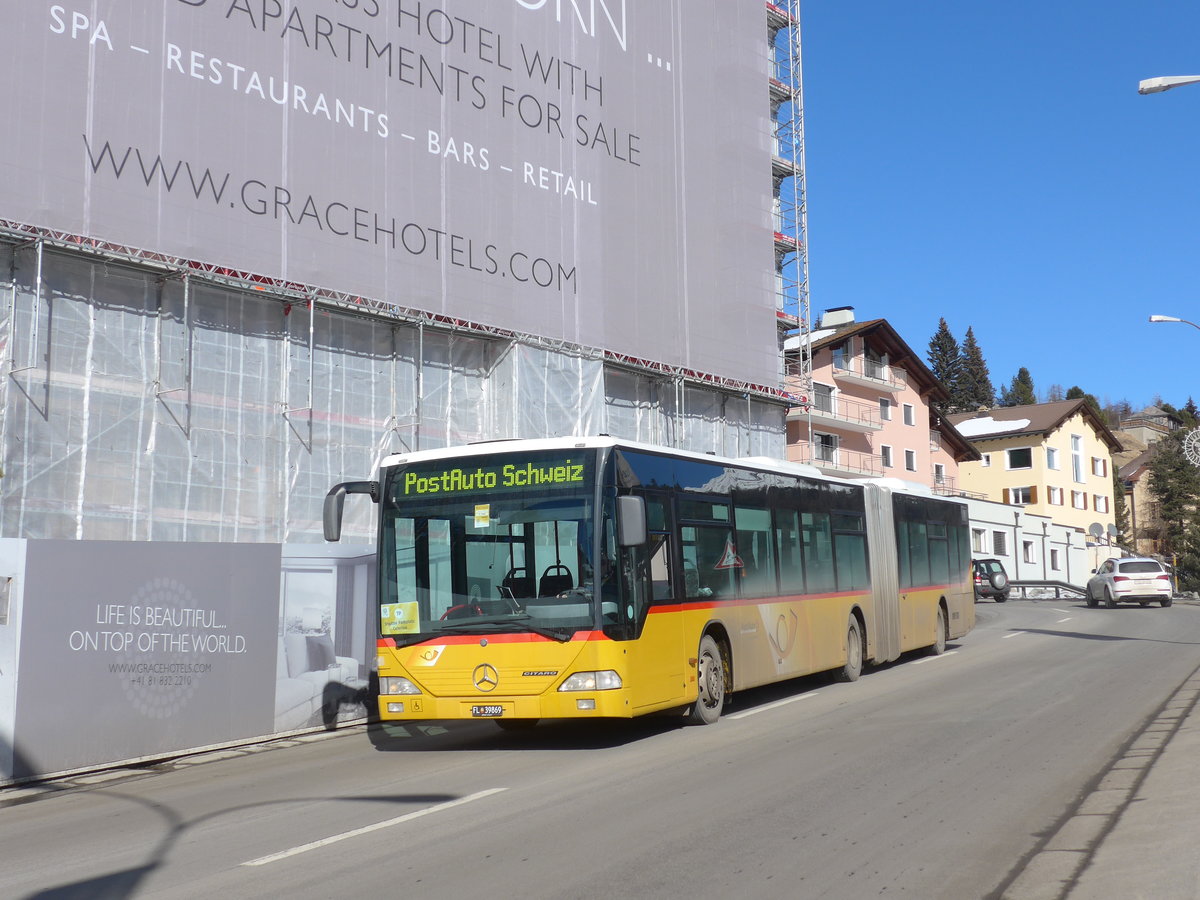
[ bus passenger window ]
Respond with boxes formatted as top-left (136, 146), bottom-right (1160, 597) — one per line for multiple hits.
top-left (734, 505), bottom-right (776, 597)
top-left (801, 512), bottom-right (836, 594)
top-left (776, 509), bottom-right (805, 594)
top-left (681, 525), bottom-right (736, 599)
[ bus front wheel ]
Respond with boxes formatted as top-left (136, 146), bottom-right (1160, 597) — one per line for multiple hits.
top-left (687, 635), bottom-right (726, 725)
top-left (838, 618), bottom-right (863, 683)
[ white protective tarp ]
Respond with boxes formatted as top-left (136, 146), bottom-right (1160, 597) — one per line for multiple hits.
top-left (0, 244), bottom-right (785, 543)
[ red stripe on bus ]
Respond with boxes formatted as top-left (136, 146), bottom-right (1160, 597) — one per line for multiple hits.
top-left (378, 630), bottom-right (611, 648)
top-left (645, 583), bottom-right (962, 615)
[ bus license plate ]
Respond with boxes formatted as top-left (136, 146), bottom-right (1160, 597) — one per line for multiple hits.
top-left (471, 705), bottom-right (504, 717)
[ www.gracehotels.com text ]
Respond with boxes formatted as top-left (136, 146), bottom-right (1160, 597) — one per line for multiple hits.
top-left (82, 134), bottom-right (579, 294)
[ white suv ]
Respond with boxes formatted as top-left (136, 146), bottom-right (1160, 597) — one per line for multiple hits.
top-left (1086, 557), bottom-right (1174, 608)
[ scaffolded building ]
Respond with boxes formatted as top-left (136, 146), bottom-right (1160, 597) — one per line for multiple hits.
top-left (0, 3), bottom-right (811, 546)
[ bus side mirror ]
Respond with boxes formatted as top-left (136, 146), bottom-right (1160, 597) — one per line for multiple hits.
top-left (324, 481), bottom-right (379, 542)
top-left (617, 495), bottom-right (647, 547)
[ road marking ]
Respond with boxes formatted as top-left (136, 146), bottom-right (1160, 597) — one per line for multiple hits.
top-left (1052, 608), bottom-right (1073, 614)
top-left (912, 650), bottom-right (959, 665)
top-left (1056, 617), bottom-right (1073, 624)
top-left (1002, 632), bottom-right (1023, 639)
top-left (241, 788), bottom-right (507, 867)
top-left (727, 691), bottom-right (819, 719)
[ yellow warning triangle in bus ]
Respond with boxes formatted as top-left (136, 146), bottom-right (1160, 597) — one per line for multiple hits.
top-left (714, 536), bottom-right (744, 570)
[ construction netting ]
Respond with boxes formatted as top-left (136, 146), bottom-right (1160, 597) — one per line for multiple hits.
top-left (0, 242), bottom-right (786, 544)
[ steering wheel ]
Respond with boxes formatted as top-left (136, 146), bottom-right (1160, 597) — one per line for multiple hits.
top-left (440, 602), bottom-right (484, 620)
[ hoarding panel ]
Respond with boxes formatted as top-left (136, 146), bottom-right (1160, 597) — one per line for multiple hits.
top-left (12, 541), bottom-right (280, 778)
top-left (0, 1), bottom-right (776, 386)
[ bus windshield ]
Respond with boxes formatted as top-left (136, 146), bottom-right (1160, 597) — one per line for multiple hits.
top-left (378, 449), bottom-right (600, 645)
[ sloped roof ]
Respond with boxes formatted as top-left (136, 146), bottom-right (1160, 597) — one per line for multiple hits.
top-left (807, 318), bottom-right (949, 402)
top-left (929, 409), bottom-right (981, 462)
top-left (1118, 447), bottom-right (1156, 481)
top-left (946, 398), bottom-right (1123, 453)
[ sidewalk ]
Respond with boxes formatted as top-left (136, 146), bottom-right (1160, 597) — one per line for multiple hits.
top-left (1003, 663), bottom-right (1200, 899)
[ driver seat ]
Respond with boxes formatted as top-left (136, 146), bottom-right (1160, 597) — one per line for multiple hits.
top-left (538, 564), bottom-right (574, 598)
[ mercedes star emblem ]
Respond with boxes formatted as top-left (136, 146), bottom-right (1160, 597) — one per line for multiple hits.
top-left (473, 663), bottom-right (499, 692)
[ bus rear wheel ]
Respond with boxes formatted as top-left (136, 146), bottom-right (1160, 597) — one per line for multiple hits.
top-left (687, 635), bottom-right (726, 725)
top-left (928, 606), bottom-right (947, 656)
top-left (838, 618), bottom-right (863, 682)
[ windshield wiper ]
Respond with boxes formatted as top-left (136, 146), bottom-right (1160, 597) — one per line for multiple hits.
top-left (438, 615), bottom-right (574, 643)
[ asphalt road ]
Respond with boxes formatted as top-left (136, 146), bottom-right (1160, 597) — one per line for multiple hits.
top-left (4, 598), bottom-right (1199, 900)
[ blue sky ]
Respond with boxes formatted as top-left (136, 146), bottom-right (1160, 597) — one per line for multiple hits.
top-left (799, 1), bottom-right (1199, 413)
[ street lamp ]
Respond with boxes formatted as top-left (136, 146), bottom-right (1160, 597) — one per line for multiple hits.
top-left (1149, 314), bottom-right (1200, 331)
top-left (1138, 75), bottom-right (1200, 95)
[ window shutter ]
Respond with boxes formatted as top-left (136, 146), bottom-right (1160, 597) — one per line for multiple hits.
top-left (1030, 486), bottom-right (1039, 504)
top-left (1002, 488), bottom-right (1010, 505)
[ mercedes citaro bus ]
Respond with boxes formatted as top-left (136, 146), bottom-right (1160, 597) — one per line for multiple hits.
top-left (324, 437), bottom-right (974, 729)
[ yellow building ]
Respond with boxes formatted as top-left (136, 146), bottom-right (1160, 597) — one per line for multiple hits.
top-left (948, 400), bottom-right (1123, 543)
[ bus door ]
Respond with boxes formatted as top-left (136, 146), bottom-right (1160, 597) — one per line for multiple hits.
top-left (619, 494), bottom-right (685, 711)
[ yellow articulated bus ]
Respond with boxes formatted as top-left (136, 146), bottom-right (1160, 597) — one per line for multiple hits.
top-left (324, 437), bottom-right (974, 728)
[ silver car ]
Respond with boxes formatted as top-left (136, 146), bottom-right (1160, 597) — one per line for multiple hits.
top-left (1086, 557), bottom-right (1174, 608)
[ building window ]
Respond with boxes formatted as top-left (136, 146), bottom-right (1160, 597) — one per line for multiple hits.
top-left (1009, 486), bottom-right (1034, 506)
top-left (993, 531), bottom-right (1008, 556)
top-left (1094, 495), bottom-right (1109, 514)
top-left (1048, 486), bottom-right (1063, 505)
top-left (933, 463), bottom-right (946, 484)
top-left (881, 445), bottom-right (893, 468)
top-left (879, 398), bottom-right (892, 421)
top-left (904, 449), bottom-right (917, 471)
top-left (1046, 447), bottom-right (1059, 470)
top-left (1050, 548), bottom-right (1061, 571)
top-left (903, 404), bottom-right (915, 426)
top-left (832, 344), bottom-right (848, 371)
top-left (1091, 457), bottom-right (1108, 477)
top-left (972, 528), bottom-right (987, 553)
top-left (1071, 435), bottom-right (1084, 483)
top-left (1007, 447), bottom-right (1033, 470)
top-left (1072, 490), bottom-right (1087, 510)
top-left (1023, 541), bottom-right (1036, 564)
top-left (981, 453), bottom-right (991, 468)
top-left (864, 348), bottom-right (885, 379)
top-left (813, 382), bottom-right (834, 414)
top-left (814, 432), bottom-right (838, 464)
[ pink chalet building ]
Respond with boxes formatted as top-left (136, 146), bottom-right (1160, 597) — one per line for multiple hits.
top-left (784, 308), bottom-right (978, 491)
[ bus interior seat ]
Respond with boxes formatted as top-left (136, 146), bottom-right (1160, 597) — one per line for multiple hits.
top-left (538, 564), bottom-right (574, 597)
top-left (501, 567), bottom-right (534, 599)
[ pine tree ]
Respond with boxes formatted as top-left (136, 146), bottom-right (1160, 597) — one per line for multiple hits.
top-left (958, 327), bottom-right (995, 411)
top-left (1147, 429), bottom-right (1200, 588)
top-left (926, 318), bottom-right (964, 410)
top-left (1065, 386), bottom-right (1102, 418)
top-left (998, 367), bottom-right (1036, 407)
top-left (1183, 397), bottom-right (1199, 427)
top-left (1175, 519), bottom-right (1200, 593)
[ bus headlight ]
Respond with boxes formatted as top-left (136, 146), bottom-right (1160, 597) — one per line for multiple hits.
top-left (558, 671), bottom-right (622, 692)
top-left (380, 676), bottom-right (422, 695)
